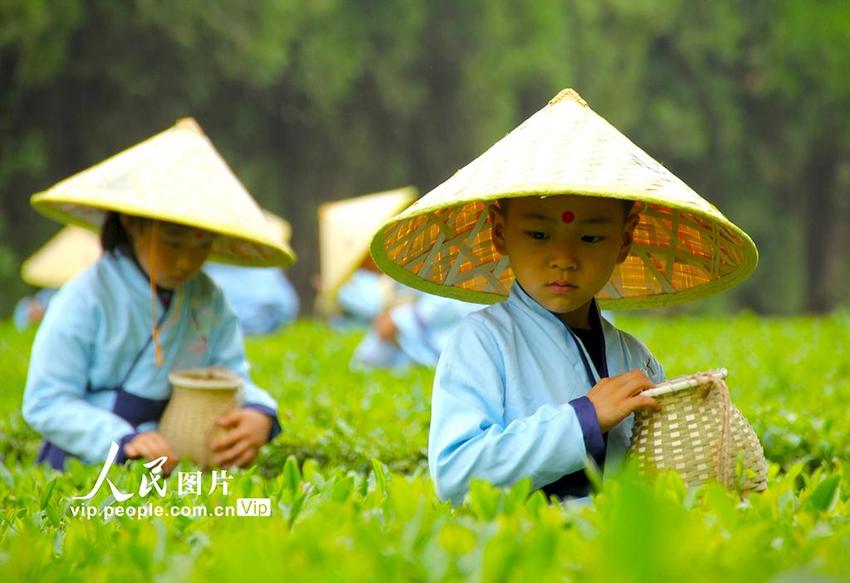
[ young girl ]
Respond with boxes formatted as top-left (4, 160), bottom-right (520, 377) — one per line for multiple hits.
top-left (22, 119), bottom-right (295, 472)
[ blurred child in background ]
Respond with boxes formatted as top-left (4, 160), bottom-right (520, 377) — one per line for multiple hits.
top-left (317, 187), bottom-right (480, 369)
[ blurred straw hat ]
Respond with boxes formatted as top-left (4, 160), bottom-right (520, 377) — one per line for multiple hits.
top-left (370, 89), bottom-right (758, 309)
top-left (20, 210), bottom-right (292, 289)
top-left (317, 186), bottom-right (417, 311)
top-left (30, 118), bottom-right (295, 268)
top-left (21, 225), bottom-right (101, 288)
top-left (262, 210), bottom-right (292, 246)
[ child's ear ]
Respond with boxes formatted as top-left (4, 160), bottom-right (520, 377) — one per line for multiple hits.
top-left (488, 204), bottom-right (508, 255)
top-left (616, 212), bottom-right (640, 264)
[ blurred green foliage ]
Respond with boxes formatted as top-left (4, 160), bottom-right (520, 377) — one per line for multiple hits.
top-left (1, 0), bottom-right (848, 314)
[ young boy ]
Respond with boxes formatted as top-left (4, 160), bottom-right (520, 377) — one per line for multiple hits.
top-left (368, 89), bottom-right (758, 503)
top-left (428, 194), bottom-right (663, 502)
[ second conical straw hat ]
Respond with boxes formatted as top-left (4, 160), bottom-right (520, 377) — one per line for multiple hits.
top-left (371, 89), bottom-right (757, 308)
top-left (318, 186), bottom-right (417, 310)
top-left (21, 225), bottom-right (101, 288)
top-left (30, 119), bottom-right (295, 268)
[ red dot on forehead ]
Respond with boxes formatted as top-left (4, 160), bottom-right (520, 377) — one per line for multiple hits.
top-left (561, 210), bottom-right (576, 224)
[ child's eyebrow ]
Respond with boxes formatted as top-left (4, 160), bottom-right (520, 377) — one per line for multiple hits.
top-left (522, 213), bottom-right (556, 222)
top-left (522, 213), bottom-right (612, 224)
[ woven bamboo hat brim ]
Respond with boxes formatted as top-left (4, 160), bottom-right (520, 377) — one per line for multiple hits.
top-left (21, 210), bottom-right (291, 290)
top-left (30, 118), bottom-right (295, 268)
top-left (21, 225), bottom-right (101, 288)
top-left (318, 186), bottom-right (417, 309)
top-left (370, 89), bottom-right (758, 308)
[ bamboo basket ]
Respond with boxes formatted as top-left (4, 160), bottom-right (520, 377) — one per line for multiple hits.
top-left (628, 369), bottom-right (767, 492)
top-left (159, 367), bottom-right (244, 469)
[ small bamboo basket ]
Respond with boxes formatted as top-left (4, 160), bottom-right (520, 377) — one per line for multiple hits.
top-left (158, 367), bottom-right (244, 469)
top-left (628, 369), bottom-right (768, 492)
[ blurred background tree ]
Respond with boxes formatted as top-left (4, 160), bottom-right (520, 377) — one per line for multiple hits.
top-left (1, 0), bottom-right (847, 315)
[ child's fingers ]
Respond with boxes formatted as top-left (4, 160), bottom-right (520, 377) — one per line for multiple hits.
top-left (148, 435), bottom-right (176, 460)
top-left (631, 394), bottom-right (661, 412)
top-left (233, 446), bottom-right (258, 469)
top-left (154, 440), bottom-right (179, 470)
top-left (614, 370), bottom-right (654, 397)
top-left (217, 410), bottom-right (243, 428)
top-left (124, 442), bottom-right (139, 458)
top-left (131, 434), bottom-right (178, 468)
top-left (214, 437), bottom-right (252, 467)
top-left (161, 452), bottom-right (179, 475)
top-left (210, 427), bottom-right (247, 452)
top-left (133, 440), bottom-right (158, 461)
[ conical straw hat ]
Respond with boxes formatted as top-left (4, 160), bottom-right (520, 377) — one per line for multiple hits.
top-left (318, 186), bottom-right (417, 311)
top-left (30, 118), bottom-right (295, 268)
top-left (263, 210), bottom-right (292, 246)
top-left (21, 212), bottom-right (291, 289)
top-left (21, 225), bottom-right (101, 288)
top-left (370, 89), bottom-right (758, 308)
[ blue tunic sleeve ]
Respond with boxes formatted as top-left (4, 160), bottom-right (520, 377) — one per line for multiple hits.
top-left (335, 270), bottom-right (385, 322)
top-left (22, 282), bottom-right (137, 463)
top-left (567, 396), bottom-right (605, 466)
top-left (205, 285), bottom-right (282, 440)
top-left (428, 317), bottom-right (594, 504)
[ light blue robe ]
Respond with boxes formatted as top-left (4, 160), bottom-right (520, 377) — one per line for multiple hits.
top-left (22, 251), bottom-right (280, 466)
top-left (203, 263), bottom-right (299, 335)
top-left (429, 283), bottom-right (665, 504)
top-left (352, 294), bottom-right (483, 369)
top-left (334, 269), bottom-right (417, 328)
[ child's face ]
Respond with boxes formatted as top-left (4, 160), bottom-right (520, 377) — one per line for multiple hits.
top-left (124, 218), bottom-right (216, 289)
top-left (489, 195), bottom-right (638, 329)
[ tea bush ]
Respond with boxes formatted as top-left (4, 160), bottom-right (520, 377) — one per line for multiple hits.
top-left (1, 314), bottom-right (848, 581)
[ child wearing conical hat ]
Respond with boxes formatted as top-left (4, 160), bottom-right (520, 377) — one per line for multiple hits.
top-left (316, 187), bottom-right (420, 328)
top-left (14, 225), bottom-right (101, 330)
top-left (370, 89), bottom-right (758, 503)
top-left (352, 292), bottom-right (482, 369)
top-left (318, 187), bottom-right (483, 369)
top-left (22, 119), bottom-right (295, 472)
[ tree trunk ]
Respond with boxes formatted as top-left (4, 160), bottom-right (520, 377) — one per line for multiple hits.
top-left (800, 141), bottom-right (838, 313)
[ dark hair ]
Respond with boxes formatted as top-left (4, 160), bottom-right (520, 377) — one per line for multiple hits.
top-left (100, 211), bottom-right (135, 256)
top-left (498, 197), bottom-right (635, 218)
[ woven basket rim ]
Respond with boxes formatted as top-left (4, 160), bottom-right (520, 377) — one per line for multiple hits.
top-left (642, 368), bottom-right (728, 398)
top-left (168, 367), bottom-right (243, 391)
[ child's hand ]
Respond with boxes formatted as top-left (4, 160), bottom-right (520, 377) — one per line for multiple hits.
top-left (123, 431), bottom-right (179, 474)
top-left (210, 408), bottom-right (273, 469)
top-left (373, 312), bottom-right (398, 342)
top-left (586, 370), bottom-right (661, 433)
